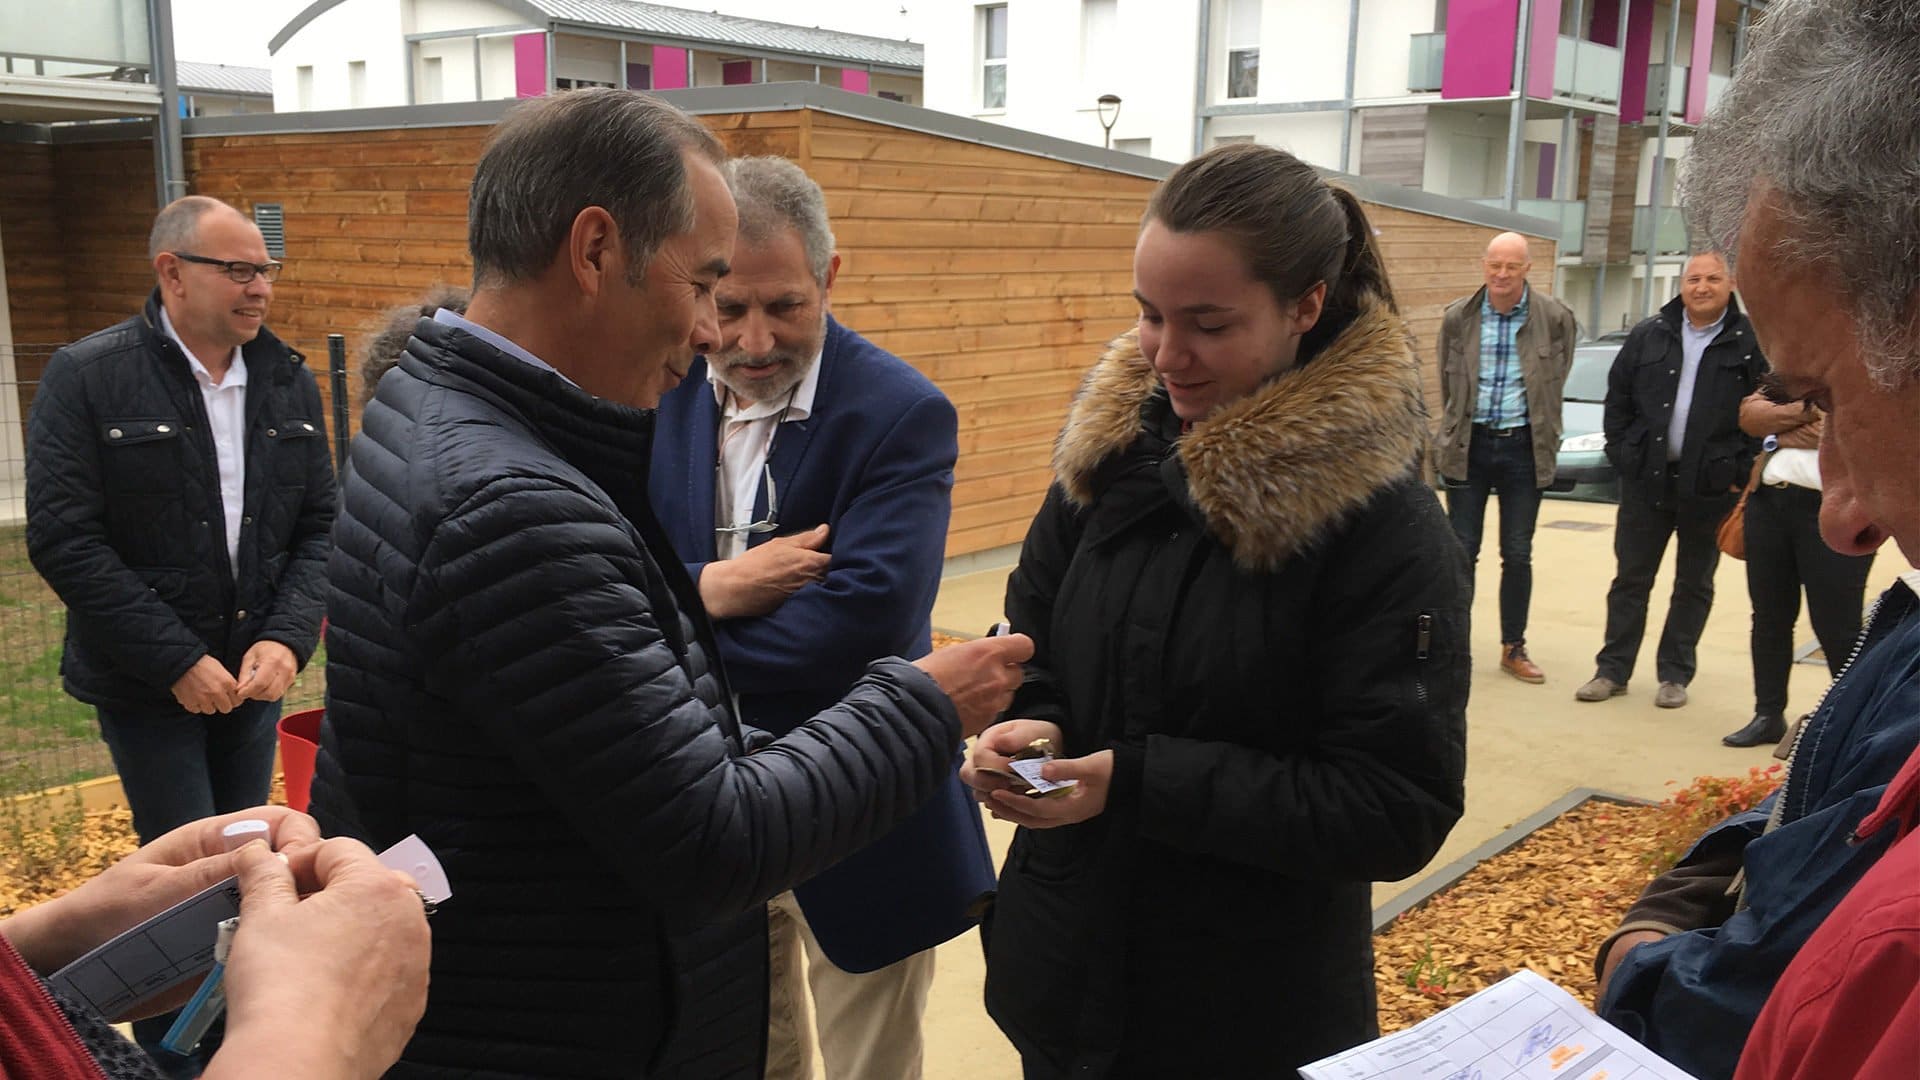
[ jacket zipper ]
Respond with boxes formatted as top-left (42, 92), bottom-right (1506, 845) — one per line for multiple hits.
top-left (1413, 612), bottom-right (1433, 705)
top-left (27, 968), bottom-right (113, 1080)
top-left (1773, 587), bottom-right (1896, 829)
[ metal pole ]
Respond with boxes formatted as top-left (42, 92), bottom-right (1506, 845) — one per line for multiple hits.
top-left (1191, 0), bottom-right (1212, 157)
top-left (1641, 0), bottom-right (1682, 317)
top-left (1591, 262), bottom-right (1608, 332)
top-left (147, 0), bottom-right (187, 206)
top-left (328, 334), bottom-right (350, 472)
top-left (1734, 1), bottom-right (1749, 68)
top-left (1339, 0), bottom-right (1360, 171)
top-left (1503, 0), bottom-right (1535, 210)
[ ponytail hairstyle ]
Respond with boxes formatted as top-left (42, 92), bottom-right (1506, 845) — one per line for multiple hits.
top-left (1144, 143), bottom-right (1398, 365)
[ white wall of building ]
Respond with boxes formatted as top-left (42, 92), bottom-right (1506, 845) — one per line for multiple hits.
top-left (1206, 111), bottom-right (1344, 167)
top-left (1351, 0), bottom-right (1438, 101)
top-left (921, 0), bottom-right (1202, 160)
top-left (271, 0), bottom-right (413, 110)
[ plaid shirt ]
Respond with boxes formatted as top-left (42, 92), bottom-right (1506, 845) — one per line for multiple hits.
top-left (1474, 285), bottom-right (1530, 428)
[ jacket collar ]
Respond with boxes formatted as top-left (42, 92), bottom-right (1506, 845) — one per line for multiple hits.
top-left (404, 316), bottom-right (658, 482)
top-left (1053, 298), bottom-right (1428, 570)
top-left (140, 288), bottom-right (302, 380)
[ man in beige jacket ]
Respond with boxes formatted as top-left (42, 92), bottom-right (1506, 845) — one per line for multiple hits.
top-left (1436, 233), bottom-right (1578, 683)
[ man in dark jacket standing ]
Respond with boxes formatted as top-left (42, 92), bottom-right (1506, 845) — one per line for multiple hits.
top-left (311, 89), bottom-right (1030, 1079)
top-left (1435, 231), bottom-right (1577, 684)
top-left (25, 195), bottom-right (334, 1076)
top-left (1577, 252), bottom-right (1764, 709)
top-left (651, 157), bottom-right (992, 1080)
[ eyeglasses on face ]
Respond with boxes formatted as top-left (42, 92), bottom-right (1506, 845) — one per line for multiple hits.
top-left (172, 252), bottom-right (284, 284)
top-left (715, 463), bottom-right (780, 537)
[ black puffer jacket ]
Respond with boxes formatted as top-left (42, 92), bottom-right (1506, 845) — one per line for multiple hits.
top-left (985, 302), bottom-right (1470, 1076)
top-left (25, 291), bottom-right (333, 708)
top-left (311, 319), bottom-right (962, 1079)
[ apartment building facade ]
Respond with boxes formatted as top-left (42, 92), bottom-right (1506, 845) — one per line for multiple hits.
top-left (921, 0), bottom-right (1768, 335)
top-left (266, 0), bottom-right (922, 113)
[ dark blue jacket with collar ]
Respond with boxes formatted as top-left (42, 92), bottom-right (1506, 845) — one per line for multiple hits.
top-left (1600, 572), bottom-right (1920, 1079)
top-left (650, 315), bottom-right (995, 973)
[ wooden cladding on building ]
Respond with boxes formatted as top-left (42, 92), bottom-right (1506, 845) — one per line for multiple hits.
top-left (2, 107), bottom-right (1555, 558)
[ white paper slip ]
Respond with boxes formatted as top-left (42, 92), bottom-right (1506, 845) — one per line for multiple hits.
top-left (48, 833), bottom-right (449, 1021)
top-left (1298, 969), bottom-right (1699, 1080)
top-left (1009, 757), bottom-right (1077, 794)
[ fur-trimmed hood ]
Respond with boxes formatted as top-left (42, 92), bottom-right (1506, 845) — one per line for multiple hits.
top-left (1053, 300), bottom-right (1428, 570)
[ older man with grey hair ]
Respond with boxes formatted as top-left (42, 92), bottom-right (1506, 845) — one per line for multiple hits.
top-left (650, 155), bottom-right (989, 1080)
top-left (1590, 2), bottom-right (1920, 1077)
top-left (310, 92), bottom-right (1031, 1078)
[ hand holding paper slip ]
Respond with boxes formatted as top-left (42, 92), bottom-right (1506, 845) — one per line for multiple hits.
top-left (1298, 970), bottom-right (1698, 1080)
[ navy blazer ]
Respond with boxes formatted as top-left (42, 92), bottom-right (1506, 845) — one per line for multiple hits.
top-left (650, 316), bottom-right (995, 972)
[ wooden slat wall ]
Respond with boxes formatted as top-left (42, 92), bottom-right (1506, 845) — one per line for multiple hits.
top-left (1, 110), bottom-right (1556, 558)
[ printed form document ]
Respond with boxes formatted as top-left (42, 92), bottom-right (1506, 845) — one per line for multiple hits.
top-left (1300, 970), bottom-right (1698, 1080)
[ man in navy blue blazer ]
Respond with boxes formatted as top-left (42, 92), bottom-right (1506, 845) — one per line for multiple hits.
top-left (650, 156), bottom-right (994, 1080)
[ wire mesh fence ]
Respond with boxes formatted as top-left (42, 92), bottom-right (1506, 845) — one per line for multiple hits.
top-left (0, 344), bottom-right (329, 799)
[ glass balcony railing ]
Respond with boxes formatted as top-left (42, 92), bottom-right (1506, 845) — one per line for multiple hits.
top-left (1632, 205), bottom-right (1690, 254)
top-left (1409, 32), bottom-right (1621, 105)
top-left (0, 0), bottom-right (150, 70)
top-left (1645, 64), bottom-right (1688, 119)
top-left (1408, 32), bottom-right (1445, 93)
top-left (1552, 37), bottom-right (1621, 104)
top-left (1705, 71), bottom-right (1731, 114)
top-left (1470, 198), bottom-right (1587, 256)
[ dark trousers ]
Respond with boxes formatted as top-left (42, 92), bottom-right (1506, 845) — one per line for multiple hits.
top-left (1445, 425), bottom-right (1543, 644)
top-left (1595, 469), bottom-right (1732, 686)
top-left (95, 695), bottom-right (281, 1077)
top-left (1745, 483), bottom-right (1876, 717)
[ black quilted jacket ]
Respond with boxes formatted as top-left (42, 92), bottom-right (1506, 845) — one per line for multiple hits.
top-left (25, 291), bottom-right (334, 708)
top-left (310, 319), bottom-right (962, 1078)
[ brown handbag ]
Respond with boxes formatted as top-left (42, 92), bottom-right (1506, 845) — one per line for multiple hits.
top-left (1717, 453), bottom-right (1770, 560)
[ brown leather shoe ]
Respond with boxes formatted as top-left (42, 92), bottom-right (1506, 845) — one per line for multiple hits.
top-left (1500, 642), bottom-right (1546, 684)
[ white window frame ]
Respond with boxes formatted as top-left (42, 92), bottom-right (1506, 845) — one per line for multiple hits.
top-left (979, 4), bottom-right (1008, 111)
top-left (1224, 0), bottom-right (1260, 100)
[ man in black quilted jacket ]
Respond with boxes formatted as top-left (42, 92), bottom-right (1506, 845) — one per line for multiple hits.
top-left (309, 89), bottom-right (1031, 1079)
top-left (25, 195), bottom-right (335, 1077)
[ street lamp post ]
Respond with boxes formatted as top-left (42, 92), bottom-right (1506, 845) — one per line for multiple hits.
top-left (1096, 93), bottom-right (1122, 149)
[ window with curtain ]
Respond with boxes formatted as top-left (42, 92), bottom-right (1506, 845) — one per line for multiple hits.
top-left (980, 4), bottom-right (1008, 109)
top-left (1226, 0), bottom-right (1260, 99)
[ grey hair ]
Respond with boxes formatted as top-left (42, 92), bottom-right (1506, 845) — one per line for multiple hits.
top-left (725, 156), bottom-right (835, 285)
top-left (1683, 0), bottom-right (1920, 387)
top-left (468, 88), bottom-right (725, 288)
top-left (148, 196), bottom-right (233, 260)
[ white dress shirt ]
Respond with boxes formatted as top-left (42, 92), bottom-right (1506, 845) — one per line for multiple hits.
top-left (712, 354), bottom-right (822, 561)
top-left (1668, 308), bottom-right (1727, 461)
top-left (159, 308), bottom-right (247, 577)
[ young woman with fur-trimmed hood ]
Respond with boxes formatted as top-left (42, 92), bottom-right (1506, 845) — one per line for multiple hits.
top-left (963, 143), bottom-right (1471, 1077)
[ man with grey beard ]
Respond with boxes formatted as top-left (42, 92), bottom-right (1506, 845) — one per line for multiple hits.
top-left (650, 156), bottom-right (992, 1080)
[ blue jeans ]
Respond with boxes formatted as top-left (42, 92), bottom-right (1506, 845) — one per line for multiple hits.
top-left (95, 695), bottom-right (280, 1077)
top-left (1445, 425), bottom-right (1543, 644)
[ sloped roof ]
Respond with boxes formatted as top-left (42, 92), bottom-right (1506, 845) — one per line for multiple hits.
top-left (527, 0), bottom-right (921, 68)
top-left (177, 61), bottom-right (272, 96)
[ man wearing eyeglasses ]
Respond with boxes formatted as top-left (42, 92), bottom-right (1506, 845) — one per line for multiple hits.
top-left (24, 195), bottom-right (333, 1077)
top-left (651, 156), bottom-right (986, 1080)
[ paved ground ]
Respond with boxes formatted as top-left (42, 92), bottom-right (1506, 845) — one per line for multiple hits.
top-left (892, 495), bottom-right (1908, 1079)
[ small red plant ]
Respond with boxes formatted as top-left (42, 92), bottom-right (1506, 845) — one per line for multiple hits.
top-left (1645, 765), bottom-right (1784, 873)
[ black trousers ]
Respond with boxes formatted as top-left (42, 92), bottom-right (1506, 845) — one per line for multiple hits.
top-left (1745, 483), bottom-right (1876, 716)
top-left (1595, 468), bottom-right (1733, 686)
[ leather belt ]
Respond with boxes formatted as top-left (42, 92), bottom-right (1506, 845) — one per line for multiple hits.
top-left (1473, 423), bottom-right (1530, 438)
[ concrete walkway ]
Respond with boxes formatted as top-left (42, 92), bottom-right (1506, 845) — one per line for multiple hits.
top-left (898, 495), bottom-right (1907, 1078)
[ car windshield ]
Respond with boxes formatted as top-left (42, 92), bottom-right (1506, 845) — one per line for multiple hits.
top-left (1564, 346), bottom-right (1616, 404)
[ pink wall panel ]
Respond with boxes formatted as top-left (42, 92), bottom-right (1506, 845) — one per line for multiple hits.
top-left (1526, 0), bottom-right (1564, 98)
top-left (652, 45), bottom-right (688, 90)
top-left (1685, 0), bottom-right (1714, 124)
top-left (1442, 0), bottom-right (1520, 98)
top-left (1620, 0), bottom-right (1654, 121)
top-left (513, 33), bottom-right (546, 98)
top-left (840, 69), bottom-right (870, 94)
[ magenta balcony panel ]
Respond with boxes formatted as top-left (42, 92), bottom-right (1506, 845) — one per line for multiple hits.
top-left (1685, 0), bottom-right (1714, 123)
top-left (652, 45), bottom-right (689, 90)
top-left (1525, 0), bottom-right (1564, 97)
top-left (514, 33), bottom-right (546, 98)
top-left (841, 69), bottom-right (870, 94)
top-left (1441, 0), bottom-right (1519, 98)
top-left (1619, 0), bottom-right (1654, 120)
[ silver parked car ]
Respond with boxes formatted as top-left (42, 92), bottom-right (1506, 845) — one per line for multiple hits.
top-left (1547, 343), bottom-right (1621, 502)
